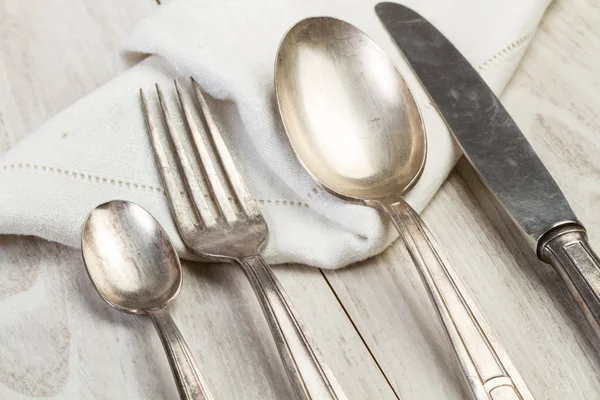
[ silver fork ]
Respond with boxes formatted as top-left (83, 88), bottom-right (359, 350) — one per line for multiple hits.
top-left (140, 78), bottom-right (348, 400)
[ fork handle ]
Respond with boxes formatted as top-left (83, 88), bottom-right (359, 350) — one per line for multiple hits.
top-left (381, 200), bottom-right (534, 400)
top-left (238, 255), bottom-right (348, 400)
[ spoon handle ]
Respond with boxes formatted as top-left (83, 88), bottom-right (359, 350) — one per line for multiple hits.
top-left (238, 255), bottom-right (348, 400)
top-left (148, 308), bottom-right (214, 400)
top-left (382, 200), bottom-right (534, 400)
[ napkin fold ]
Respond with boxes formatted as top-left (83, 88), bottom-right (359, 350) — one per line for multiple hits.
top-left (0, 0), bottom-right (551, 268)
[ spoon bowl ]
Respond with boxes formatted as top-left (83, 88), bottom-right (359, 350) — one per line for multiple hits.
top-left (81, 200), bottom-right (181, 313)
top-left (275, 17), bottom-right (532, 400)
top-left (275, 17), bottom-right (425, 204)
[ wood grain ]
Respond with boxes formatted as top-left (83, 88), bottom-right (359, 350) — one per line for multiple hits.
top-left (2, 0), bottom-right (600, 399)
top-left (0, 0), bottom-right (155, 152)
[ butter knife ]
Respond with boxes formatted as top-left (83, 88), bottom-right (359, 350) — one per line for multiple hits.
top-left (375, 2), bottom-right (600, 339)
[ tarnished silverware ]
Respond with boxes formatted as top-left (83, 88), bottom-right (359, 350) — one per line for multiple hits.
top-left (375, 1), bottom-right (600, 340)
top-left (275, 17), bottom-right (533, 400)
top-left (81, 200), bottom-right (214, 400)
top-left (140, 79), bottom-right (347, 400)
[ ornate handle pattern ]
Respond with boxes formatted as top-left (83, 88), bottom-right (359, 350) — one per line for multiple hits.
top-left (239, 255), bottom-right (348, 400)
top-left (382, 200), bottom-right (534, 400)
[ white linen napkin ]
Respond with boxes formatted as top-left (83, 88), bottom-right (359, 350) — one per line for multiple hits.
top-left (0, 0), bottom-right (551, 269)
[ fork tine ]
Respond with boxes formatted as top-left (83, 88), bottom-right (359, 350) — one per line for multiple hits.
top-left (175, 79), bottom-right (238, 224)
top-left (154, 83), bottom-right (217, 228)
top-left (141, 88), bottom-right (198, 233)
top-left (191, 78), bottom-right (261, 219)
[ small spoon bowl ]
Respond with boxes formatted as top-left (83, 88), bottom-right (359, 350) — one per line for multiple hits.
top-left (81, 200), bottom-right (181, 313)
top-left (275, 16), bottom-right (426, 204)
top-left (81, 200), bottom-right (213, 400)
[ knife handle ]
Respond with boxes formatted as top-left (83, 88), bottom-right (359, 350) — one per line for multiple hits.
top-left (382, 200), bottom-right (534, 400)
top-left (539, 224), bottom-right (600, 337)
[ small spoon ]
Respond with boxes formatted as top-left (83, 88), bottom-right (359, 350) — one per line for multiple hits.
top-left (81, 200), bottom-right (213, 400)
top-left (275, 17), bottom-right (533, 400)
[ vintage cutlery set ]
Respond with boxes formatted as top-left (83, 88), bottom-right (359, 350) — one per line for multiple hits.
top-left (78, 3), bottom-right (600, 400)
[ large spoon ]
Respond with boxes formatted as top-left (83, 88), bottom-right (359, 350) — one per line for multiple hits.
top-left (275, 17), bottom-right (533, 400)
top-left (81, 200), bottom-right (213, 400)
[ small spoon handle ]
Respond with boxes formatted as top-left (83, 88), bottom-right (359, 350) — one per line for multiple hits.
top-left (148, 308), bottom-right (214, 400)
top-left (238, 255), bottom-right (348, 400)
top-left (382, 200), bottom-right (534, 400)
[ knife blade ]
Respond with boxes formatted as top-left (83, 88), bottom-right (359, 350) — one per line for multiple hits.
top-left (375, 2), bottom-right (600, 336)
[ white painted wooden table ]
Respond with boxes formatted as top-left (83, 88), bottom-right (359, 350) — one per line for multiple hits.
top-left (1, 0), bottom-right (599, 399)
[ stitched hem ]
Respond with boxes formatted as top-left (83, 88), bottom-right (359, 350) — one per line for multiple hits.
top-left (477, 31), bottom-right (535, 72)
top-left (0, 162), bottom-right (164, 193)
top-left (0, 161), bottom-right (310, 208)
